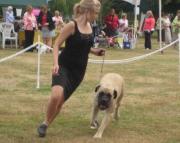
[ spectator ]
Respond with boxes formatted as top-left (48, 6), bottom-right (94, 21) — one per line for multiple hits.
top-left (164, 13), bottom-right (172, 44)
top-left (156, 13), bottom-right (165, 45)
top-left (92, 20), bottom-right (98, 38)
top-left (5, 6), bottom-right (15, 23)
top-left (104, 8), bottom-right (119, 37)
top-left (143, 10), bottom-right (155, 50)
top-left (119, 13), bottom-right (128, 32)
top-left (23, 5), bottom-right (37, 51)
top-left (37, 5), bottom-right (55, 50)
top-left (172, 10), bottom-right (180, 43)
top-left (52, 10), bottom-right (64, 34)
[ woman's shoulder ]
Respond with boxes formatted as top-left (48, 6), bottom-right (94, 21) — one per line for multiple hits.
top-left (23, 12), bottom-right (30, 18)
top-left (23, 12), bottom-right (27, 16)
top-left (62, 21), bottom-right (75, 34)
top-left (66, 21), bottom-right (75, 27)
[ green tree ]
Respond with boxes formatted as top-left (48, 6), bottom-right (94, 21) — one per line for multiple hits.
top-left (49, 0), bottom-right (79, 18)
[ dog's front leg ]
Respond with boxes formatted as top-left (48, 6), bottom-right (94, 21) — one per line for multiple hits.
top-left (93, 112), bottom-right (112, 139)
top-left (90, 105), bottom-right (99, 129)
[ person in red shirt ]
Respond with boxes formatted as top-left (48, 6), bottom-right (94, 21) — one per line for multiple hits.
top-left (143, 10), bottom-right (155, 49)
top-left (104, 8), bottom-right (119, 37)
top-left (37, 5), bottom-right (55, 50)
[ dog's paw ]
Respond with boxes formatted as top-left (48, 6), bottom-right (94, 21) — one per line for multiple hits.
top-left (93, 134), bottom-right (102, 139)
top-left (113, 115), bottom-right (119, 121)
top-left (90, 120), bottom-right (99, 129)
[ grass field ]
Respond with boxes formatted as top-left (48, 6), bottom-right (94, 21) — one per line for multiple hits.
top-left (0, 39), bottom-right (180, 143)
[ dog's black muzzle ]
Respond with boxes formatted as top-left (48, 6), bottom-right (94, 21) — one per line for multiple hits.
top-left (98, 92), bottom-right (111, 110)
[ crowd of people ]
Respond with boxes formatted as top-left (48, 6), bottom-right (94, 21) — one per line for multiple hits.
top-left (4, 4), bottom-right (64, 52)
top-left (143, 9), bottom-right (180, 50)
top-left (101, 8), bottom-right (180, 50)
top-left (2, 4), bottom-right (180, 51)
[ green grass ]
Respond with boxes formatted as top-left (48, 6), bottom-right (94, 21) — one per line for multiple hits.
top-left (0, 38), bottom-right (180, 143)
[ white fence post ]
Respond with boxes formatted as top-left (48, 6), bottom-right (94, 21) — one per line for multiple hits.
top-left (36, 43), bottom-right (41, 89)
top-left (36, 35), bottom-right (41, 89)
top-left (178, 33), bottom-right (180, 84)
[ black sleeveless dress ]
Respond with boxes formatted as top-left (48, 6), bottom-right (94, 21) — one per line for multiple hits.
top-left (52, 20), bottom-right (94, 101)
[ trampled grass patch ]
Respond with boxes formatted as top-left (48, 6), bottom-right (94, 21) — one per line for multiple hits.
top-left (0, 39), bottom-right (180, 143)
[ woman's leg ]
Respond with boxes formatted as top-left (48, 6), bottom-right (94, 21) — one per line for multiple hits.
top-left (47, 38), bottom-right (52, 48)
top-left (30, 30), bottom-right (35, 45)
top-left (25, 30), bottom-right (34, 51)
top-left (148, 32), bottom-right (152, 49)
top-left (144, 32), bottom-right (148, 49)
top-left (144, 31), bottom-right (151, 49)
top-left (45, 37), bottom-right (52, 52)
top-left (157, 30), bottom-right (160, 42)
top-left (29, 30), bottom-right (35, 51)
top-left (24, 30), bottom-right (30, 48)
top-left (45, 86), bottom-right (64, 125)
top-left (38, 85), bottom-right (65, 137)
top-left (166, 28), bottom-right (172, 44)
top-left (43, 37), bottom-right (47, 45)
top-left (162, 29), bottom-right (165, 44)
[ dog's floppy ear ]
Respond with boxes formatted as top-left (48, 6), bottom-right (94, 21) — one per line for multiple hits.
top-left (113, 90), bottom-right (117, 99)
top-left (95, 85), bottom-right (101, 92)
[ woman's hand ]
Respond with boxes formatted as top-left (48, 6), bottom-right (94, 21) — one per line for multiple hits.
top-left (45, 23), bottom-right (49, 26)
top-left (52, 64), bottom-right (59, 75)
top-left (91, 48), bottom-right (105, 56)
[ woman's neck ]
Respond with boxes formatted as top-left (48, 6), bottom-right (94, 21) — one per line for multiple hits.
top-left (28, 11), bottom-right (32, 15)
top-left (76, 14), bottom-right (88, 26)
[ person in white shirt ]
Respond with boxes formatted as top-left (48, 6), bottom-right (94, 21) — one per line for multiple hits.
top-left (5, 6), bottom-right (15, 23)
top-left (119, 13), bottom-right (128, 32)
top-left (52, 10), bottom-right (64, 33)
top-left (163, 13), bottom-right (172, 44)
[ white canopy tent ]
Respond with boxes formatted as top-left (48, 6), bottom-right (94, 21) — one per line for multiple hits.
top-left (122, 0), bottom-right (140, 45)
top-left (122, 0), bottom-right (162, 49)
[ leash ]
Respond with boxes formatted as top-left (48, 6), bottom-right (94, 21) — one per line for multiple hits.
top-left (99, 52), bottom-right (105, 80)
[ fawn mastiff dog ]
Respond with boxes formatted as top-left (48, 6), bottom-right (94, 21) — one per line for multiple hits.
top-left (90, 73), bottom-right (124, 138)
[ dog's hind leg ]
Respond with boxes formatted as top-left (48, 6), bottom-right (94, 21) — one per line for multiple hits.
top-left (114, 88), bottom-right (124, 120)
top-left (114, 102), bottom-right (120, 120)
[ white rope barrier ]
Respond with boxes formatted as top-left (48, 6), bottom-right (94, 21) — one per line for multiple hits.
top-left (0, 38), bottom-right (179, 88)
top-left (0, 43), bottom-right (37, 63)
top-left (0, 42), bottom-right (53, 89)
top-left (38, 42), bottom-right (53, 50)
top-left (0, 42), bottom-right (53, 63)
top-left (88, 39), bottom-right (179, 64)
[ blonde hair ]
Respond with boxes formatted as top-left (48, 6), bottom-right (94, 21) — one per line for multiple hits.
top-left (55, 10), bottom-right (60, 16)
top-left (26, 5), bottom-right (33, 12)
top-left (122, 13), bottom-right (127, 18)
top-left (147, 10), bottom-right (154, 17)
top-left (73, 0), bottom-right (101, 18)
